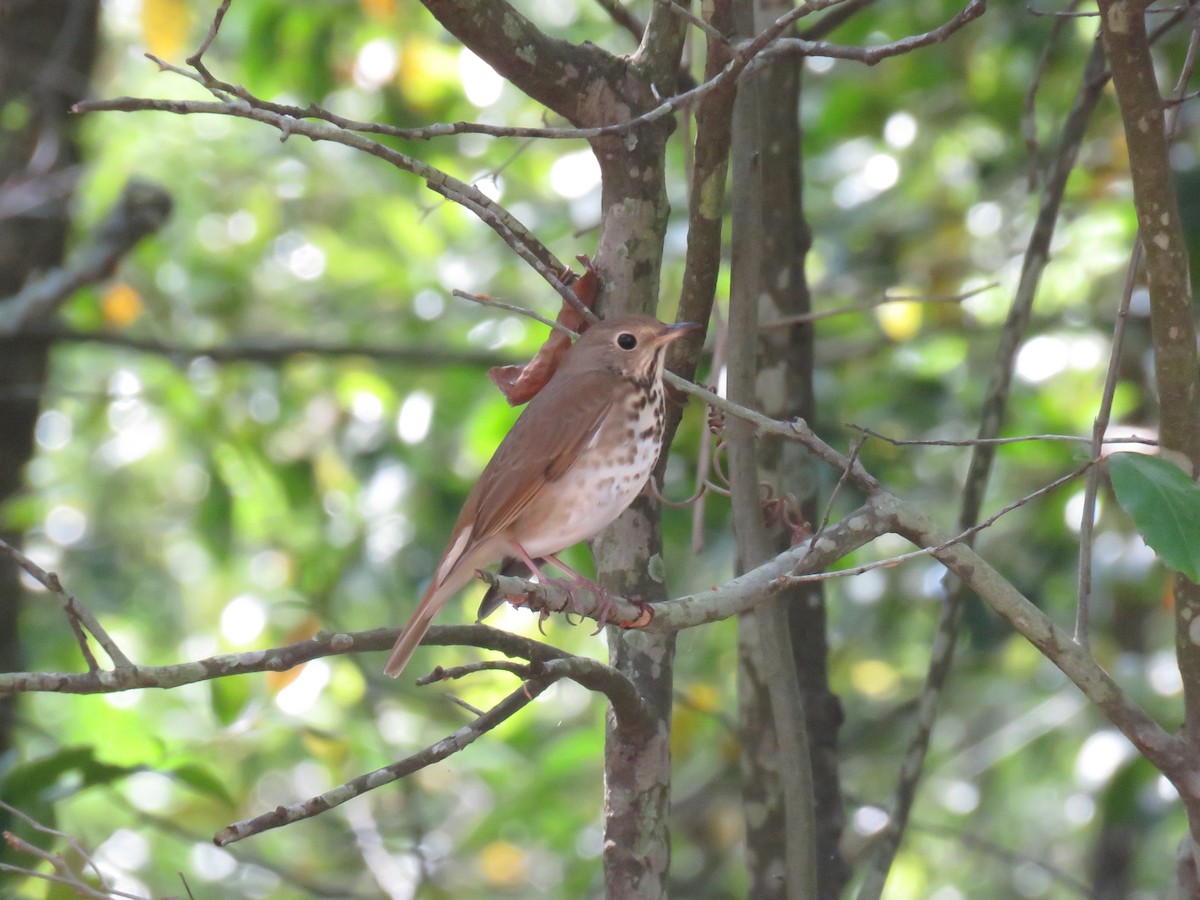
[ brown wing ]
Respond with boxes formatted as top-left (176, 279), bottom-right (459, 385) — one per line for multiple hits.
top-left (464, 366), bottom-right (621, 543)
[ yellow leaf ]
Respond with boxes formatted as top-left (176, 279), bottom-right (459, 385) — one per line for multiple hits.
top-left (141, 0), bottom-right (193, 60)
top-left (850, 658), bottom-right (900, 698)
top-left (876, 298), bottom-right (922, 342)
top-left (480, 841), bottom-right (528, 887)
top-left (359, 0), bottom-right (395, 18)
top-left (101, 283), bottom-right (143, 327)
top-left (266, 614), bottom-right (322, 692)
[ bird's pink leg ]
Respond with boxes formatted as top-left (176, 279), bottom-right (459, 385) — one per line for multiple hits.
top-left (511, 546), bottom-right (616, 630)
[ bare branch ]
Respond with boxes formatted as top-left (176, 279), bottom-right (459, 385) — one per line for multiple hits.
top-left (28, 326), bottom-right (515, 369)
top-left (761, 0), bottom-right (986, 67)
top-left (763, 282), bottom-right (997, 327)
top-left (0, 624), bottom-right (573, 695)
top-left (214, 676), bottom-right (554, 845)
top-left (851, 425), bottom-right (1159, 448)
top-left (0, 179), bottom-right (171, 334)
top-left (0, 537), bottom-right (132, 669)
top-left (184, 0), bottom-right (232, 82)
top-left (1077, 8), bottom-right (1200, 645)
top-left (592, 0), bottom-right (646, 42)
top-left (72, 97), bottom-right (565, 288)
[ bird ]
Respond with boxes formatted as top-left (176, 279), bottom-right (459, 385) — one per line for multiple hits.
top-left (384, 315), bottom-right (700, 679)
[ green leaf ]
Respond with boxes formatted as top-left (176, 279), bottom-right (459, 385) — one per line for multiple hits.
top-left (1109, 452), bottom-right (1200, 581)
top-left (167, 763), bottom-right (236, 806)
top-left (1, 746), bottom-right (139, 806)
top-left (209, 674), bottom-right (252, 728)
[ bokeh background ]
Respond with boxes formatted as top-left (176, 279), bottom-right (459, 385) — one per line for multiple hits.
top-left (3, 0), bottom-right (1199, 897)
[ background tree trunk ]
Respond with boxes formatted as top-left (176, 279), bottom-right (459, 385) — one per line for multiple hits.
top-left (0, 0), bottom-right (99, 758)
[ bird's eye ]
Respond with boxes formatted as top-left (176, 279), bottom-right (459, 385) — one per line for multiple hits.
top-left (617, 332), bottom-right (637, 350)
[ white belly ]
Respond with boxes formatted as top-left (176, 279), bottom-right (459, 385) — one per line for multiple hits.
top-left (516, 388), bottom-right (663, 558)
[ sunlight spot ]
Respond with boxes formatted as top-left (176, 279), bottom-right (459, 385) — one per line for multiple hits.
top-left (397, 392), bottom-right (434, 444)
top-left (227, 210), bottom-right (258, 244)
top-left (98, 409), bottom-right (165, 467)
top-left (474, 172), bottom-right (504, 202)
top-left (459, 49), bottom-right (503, 107)
top-left (275, 658), bottom-right (331, 715)
top-left (884, 111), bottom-right (917, 148)
top-left (361, 463), bottom-right (411, 515)
top-left (165, 538), bottom-right (210, 584)
top-left (104, 690), bottom-right (141, 709)
top-left (366, 513), bottom-right (414, 562)
top-left (1063, 793), bottom-right (1094, 825)
top-left (413, 289), bottom-right (445, 320)
top-left (276, 236), bottom-right (324, 282)
top-left (352, 390), bottom-right (384, 424)
top-left (938, 779), bottom-right (979, 814)
top-left (851, 805), bottom-right (889, 836)
top-left (1063, 490), bottom-right (1100, 534)
top-left (1147, 650), bottom-right (1183, 696)
top-left (35, 410), bottom-right (72, 450)
top-left (97, 828), bottom-right (149, 870)
top-left (863, 153), bottom-right (899, 191)
top-left (273, 158), bottom-right (308, 200)
top-left (221, 594), bottom-right (267, 645)
top-left (189, 843), bottom-right (239, 882)
top-left (1074, 729), bottom-right (1133, 788)
top-left (1015, 334), bottom-right (1068, 383)
top-left (124, 772), bottom-right (172, 812)
top-left (354, 38), bottom-right (399, 90)
top-left (250, 549), bottom-right (290, 590)
top-left (966, 201), bottom-right (1002, 237)
top-left (549, 149), bottom-right (601, 199)
top-left (109, 369), bottom-right (142, 398)
top-left (45, 504), bottom-right (87, 546)
top-left (844, 568), bottom-right (886, 605)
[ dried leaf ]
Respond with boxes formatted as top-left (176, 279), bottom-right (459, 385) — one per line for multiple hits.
top-left (487, 257), bottom-right (599, 405)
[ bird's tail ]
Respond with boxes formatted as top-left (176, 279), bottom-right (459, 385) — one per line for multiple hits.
top-left (384, 539), bottom-right (492, 679)
top-left (383, 578), bottom-right (449, 679)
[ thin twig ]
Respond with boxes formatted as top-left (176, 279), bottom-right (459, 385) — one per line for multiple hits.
top-left (809, 435), bottom-right (866, 550)
top-left (1022, 0), bottom-right (1081, 188)
top-left (75, 0), bottom-right (983, 146)
top-left (27, 326), bottom-right (514, 368)
top-left (0, 799), bottom-right (108, 888)
top-left (452, 291), bottom-right (577, 336)
top-left (214, 677), bottom-right (555, 845)
top-left (761, 282), bottom-right (997, 328)
top-left (592, 0), bottom-right (646, 42)
top-left (654, 0), bottom-right (728, 43)
top-left (0, 537), bottom-right (132, 669)
top-left (1076, 19), bottom-right (1200, 644)
top-left (785, 461), bottom-right (1094, 585)
top-left (1076, 245), bottom-right (1141, 644)
top-left (851, 425), bottom-right (1159, 448)
top-left (0, 179), bottom-right (171, 334)
top-left (183, 0), bottom-right (231, 81)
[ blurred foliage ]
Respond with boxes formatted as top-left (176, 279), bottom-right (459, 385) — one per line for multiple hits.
top-left (2, 0), bottom-right (1197, 897)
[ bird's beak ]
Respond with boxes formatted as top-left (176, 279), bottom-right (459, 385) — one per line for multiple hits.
top-left (653, 321), bottom-right (703, 346)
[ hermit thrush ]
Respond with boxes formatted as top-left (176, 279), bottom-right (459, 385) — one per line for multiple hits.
top-left (384, 315), bottom-right (700, 678)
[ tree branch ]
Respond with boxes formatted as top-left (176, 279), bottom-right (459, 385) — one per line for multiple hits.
top-left (214, 675), bottom-right (555, 846)
top-left (26, 326), bottom-right (514, 369)
top-left (0, 179), bottom-right (171, 334)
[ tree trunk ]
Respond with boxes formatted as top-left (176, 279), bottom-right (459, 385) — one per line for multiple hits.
top-left (0, 0), bottom-right (100, 757)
